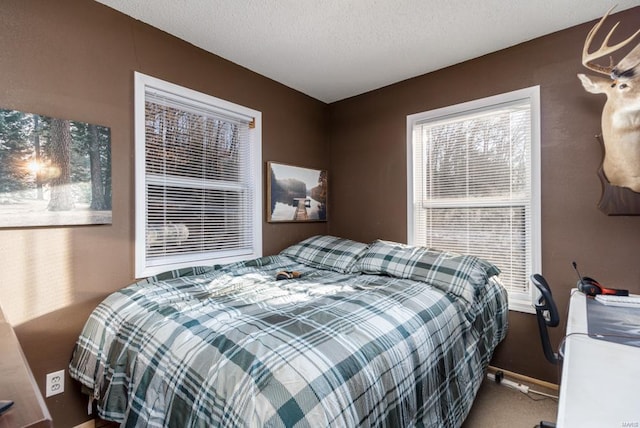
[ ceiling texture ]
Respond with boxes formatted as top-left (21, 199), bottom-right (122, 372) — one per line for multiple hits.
top-left (94, 0), bottom-right (640, 103)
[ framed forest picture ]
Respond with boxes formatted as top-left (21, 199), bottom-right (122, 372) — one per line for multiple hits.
top-left (0, 108), bottom-right (112, 227)
top-left (267, 161), bottom-right (327, 222)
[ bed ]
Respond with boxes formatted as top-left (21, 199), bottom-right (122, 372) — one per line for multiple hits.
top-left (69, 236), bottom-right (508, 427)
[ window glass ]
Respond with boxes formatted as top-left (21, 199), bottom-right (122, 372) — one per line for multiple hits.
top-left (134, 72), bottom-right (262, 278)
top-left (407, 87), bottom-right (540, 312)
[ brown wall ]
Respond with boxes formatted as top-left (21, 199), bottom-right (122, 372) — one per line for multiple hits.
top-left (328, 7), bottom-right (640, 383)
top-left (0, 0), bottom-right (327, 426)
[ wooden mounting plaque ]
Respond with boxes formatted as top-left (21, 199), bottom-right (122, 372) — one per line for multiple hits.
top-left (595, 135), bottom-right (640, 216)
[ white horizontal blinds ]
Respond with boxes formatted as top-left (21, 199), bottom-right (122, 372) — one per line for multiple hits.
top-left (413, 100), bottom-right (532, 296)
top-left (144, 92), bottom-right (254, 266)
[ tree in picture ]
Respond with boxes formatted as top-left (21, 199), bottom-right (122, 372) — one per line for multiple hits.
top-left (0, 108), bottom-right (112, 227)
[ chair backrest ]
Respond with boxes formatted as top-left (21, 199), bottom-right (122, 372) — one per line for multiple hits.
top-left (530, 274), bottom-right (560, 365)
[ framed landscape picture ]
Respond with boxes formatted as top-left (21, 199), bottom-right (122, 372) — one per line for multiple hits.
top-left (0, 108), bottom-right (112, 227)
top-left (267, 161), bottom-right (327, 222)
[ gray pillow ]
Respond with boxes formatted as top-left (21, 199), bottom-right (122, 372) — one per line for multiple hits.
top-left (280, 235), bottom-right (369, 273)
top-left (355, 239), bottom-right (500, 304)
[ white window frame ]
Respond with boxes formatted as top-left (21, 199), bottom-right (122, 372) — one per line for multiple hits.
top-left (406, 86), bottom-right (541, 313)
top-left (134, 72), bottom-right (262, 278)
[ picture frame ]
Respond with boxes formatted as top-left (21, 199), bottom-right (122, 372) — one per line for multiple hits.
top-left (267, 161), bottom-right (327, 222)
top-left (0, 107), bottom-right (112, 227)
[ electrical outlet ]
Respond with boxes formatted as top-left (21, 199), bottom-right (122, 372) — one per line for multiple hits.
top-left (45, 370), bottom-right (64, 397)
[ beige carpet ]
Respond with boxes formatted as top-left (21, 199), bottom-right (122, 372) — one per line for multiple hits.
top-left (463, 376), bottom-right (558, 428)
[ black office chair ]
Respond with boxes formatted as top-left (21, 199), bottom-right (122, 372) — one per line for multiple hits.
top-left (531, 274), bottom-right (560, 365)
top-left (530, 274), bottom-right (560, 428)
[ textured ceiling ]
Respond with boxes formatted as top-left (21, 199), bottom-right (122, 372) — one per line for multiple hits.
top-left (94, 0), bottom-right (640, 103)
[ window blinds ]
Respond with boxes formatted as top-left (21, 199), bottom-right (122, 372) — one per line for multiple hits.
top-left (412, 100), bottom-right (534, 306)
top-left (135, 73), bottom-right (261, 277)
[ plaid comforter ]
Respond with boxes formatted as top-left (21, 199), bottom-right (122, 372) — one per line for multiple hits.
top-left (69, 255), bottom-right (508, 428)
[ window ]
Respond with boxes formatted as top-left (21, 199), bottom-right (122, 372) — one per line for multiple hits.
top-left (134, 72), bottom-right (262, 278)
top-left (407, 86), bottom-right (540, 313)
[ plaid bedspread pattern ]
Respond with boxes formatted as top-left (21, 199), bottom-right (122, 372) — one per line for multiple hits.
top-left (355, 240), bottom-right (501, 308)
top-left (69, 255), bottom-right (508, 428)
top-left (279, 235), bottom-right (369, 273)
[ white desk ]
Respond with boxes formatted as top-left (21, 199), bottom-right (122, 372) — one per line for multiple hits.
top-left (557, 290), bottom-right (640, 427)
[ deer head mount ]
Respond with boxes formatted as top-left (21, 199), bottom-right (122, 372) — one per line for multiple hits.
top-left (577, 6), bottom-right (640, 193)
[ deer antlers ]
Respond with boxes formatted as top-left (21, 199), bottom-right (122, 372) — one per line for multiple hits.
top-left (582, 5), bottom-right (640, 78)
top-left (577, 6), bottom-right (640, 195)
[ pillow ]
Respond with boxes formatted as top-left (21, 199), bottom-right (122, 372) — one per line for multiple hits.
top-left (280, 235), bottom-right (369, 273)
top-left (355, 239), bottom-right (500, 304)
